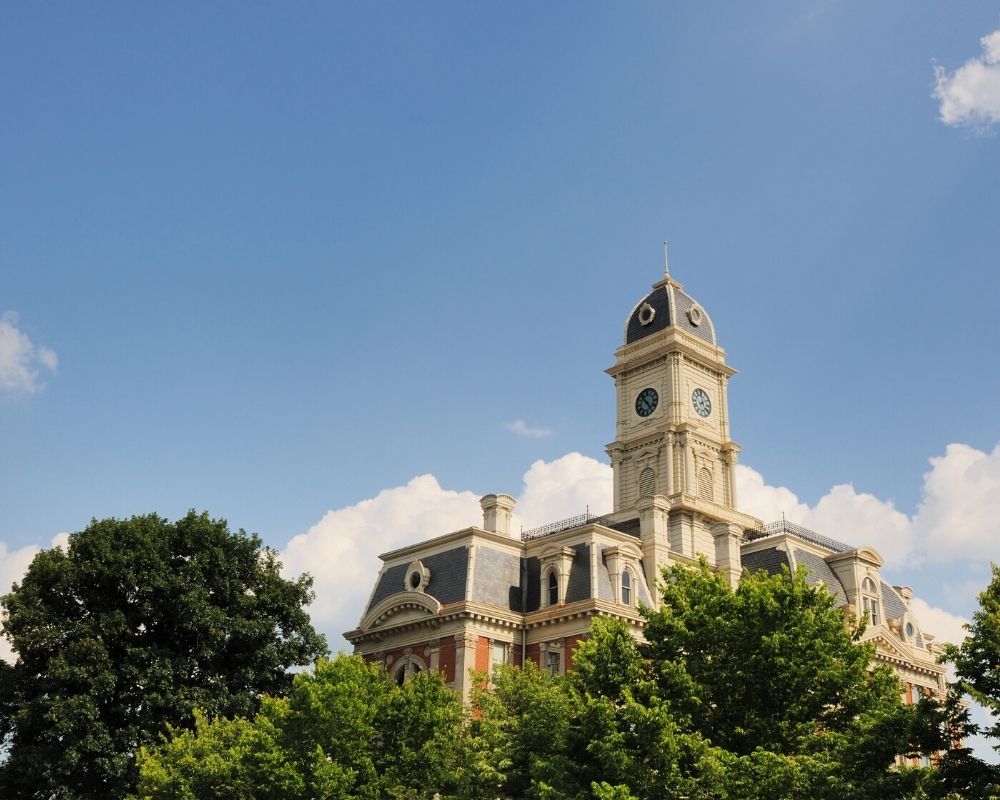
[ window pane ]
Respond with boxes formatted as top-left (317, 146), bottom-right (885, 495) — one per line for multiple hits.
top-left (546, 650), bottom-right (560, 675)
top-left (490, 641), bottom-right (507, 668)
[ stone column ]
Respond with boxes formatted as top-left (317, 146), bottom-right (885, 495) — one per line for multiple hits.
top-left (711, 521), bottom-right (743, 588)
top-left (454, 633), bottom-right (478, 703)
top-left (638, 494), bottom-right (671, 599)
top-left (665, 431), bottom-right (675, 495)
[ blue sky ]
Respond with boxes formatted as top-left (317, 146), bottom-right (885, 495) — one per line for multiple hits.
top-left (3, 1), bottom-right (1000, 682)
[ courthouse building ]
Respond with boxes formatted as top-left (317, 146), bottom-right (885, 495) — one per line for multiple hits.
top-left (345, 264), bottom-right (946, 705)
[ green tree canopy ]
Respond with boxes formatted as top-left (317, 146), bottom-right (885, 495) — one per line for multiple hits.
top-left (133, 655), bottom-right (472, 800)
top-left (470, 561), bottom-right (929, 800)
top-left (0, 511), bottom-right (327, 800)
top-left (927, 563), bottom-right (1000, 798)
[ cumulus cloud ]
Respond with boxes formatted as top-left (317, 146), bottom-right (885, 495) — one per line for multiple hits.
top-left (505, 419), bottom-right (554, 439)
top-left (512, 452), bottom-right (613, 531)
top-left (0, 534), bottom-right (69, 663)
top-left (910, 596), bottom-right (968, 648)
top-left (739, 439), bottom-right (1000, 568)
top-left (912, 442), bottom-right (1000, 562)
top-left (281, 453), bottom-right (612, 651)
top-left (934, 29), bottom-right (1000, 129)
top-left (0, 312), bottom-right (57, 394)
top-left (282, 443), bottom-right (1000, 651)
top-left (281, 475), bottom-right (482, 651)
top-left (736, 466), bottom-right (914, 564)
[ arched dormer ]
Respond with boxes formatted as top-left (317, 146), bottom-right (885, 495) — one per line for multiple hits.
top-left (356, 591), bottom-right (442, 634)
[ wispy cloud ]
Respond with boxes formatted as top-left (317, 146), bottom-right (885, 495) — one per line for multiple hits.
top-left (933, 29), bottom-right (1000, 130)
top-left (505, 419), bottom-right (553, 439)
top-left (0, 312), bottom-right (57, 394)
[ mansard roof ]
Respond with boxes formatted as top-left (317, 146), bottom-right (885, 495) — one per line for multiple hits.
top-left (624, 277), bottom-right (717, 346)
top-left (349, 517), bottom-right (653, 643)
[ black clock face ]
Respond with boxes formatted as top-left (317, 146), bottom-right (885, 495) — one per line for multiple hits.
top-left (692, 388), bottom-right (712, 417)
top-left (635, 388), bottom-right (658, 417)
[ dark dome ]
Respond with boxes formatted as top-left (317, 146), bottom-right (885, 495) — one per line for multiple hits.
top-left (624, 279), bottom-right (717, 346)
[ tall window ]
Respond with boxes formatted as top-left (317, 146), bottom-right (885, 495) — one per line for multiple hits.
top-left (545, 650), bottom-right (561, 675)
top-left (621, 570), bottom-right (632, 606)
top-left (547, 571), bottom-right (559, 606)
top-left (490, 640), bottom-right (508, 674)
top-left (862, 577), bottom-right (880, 626)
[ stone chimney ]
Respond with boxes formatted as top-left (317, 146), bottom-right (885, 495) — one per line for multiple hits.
top-left (480, 494), bottom-right (516, 536)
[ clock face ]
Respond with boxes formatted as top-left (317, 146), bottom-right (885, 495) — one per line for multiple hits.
top-left (635, 388), bottom-right (658, 417)
top-left (692, 388), bottom-right (712, 417)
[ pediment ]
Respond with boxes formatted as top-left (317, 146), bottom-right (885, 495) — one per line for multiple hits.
top-left (855, 546), bottom-right (884, 567)
top-left (357, 591), bottom-right (442, 633)
top-left (864, 630), bottom-right (909, 659)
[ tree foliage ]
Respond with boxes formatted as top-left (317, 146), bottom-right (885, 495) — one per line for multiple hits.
top-left (87, 550), bottom-right (950, 799)
top-left (133, 655), bottom-right (472, 800)
top-left (928, 563), bottom-right (1000, 798)
top-left (468, 562), bottom-right (929, 800)
top-left (0, 511), bottom-right (327, 800)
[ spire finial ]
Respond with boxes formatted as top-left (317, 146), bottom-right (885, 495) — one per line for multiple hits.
top-left (663, 240), bottom-right (671, 278)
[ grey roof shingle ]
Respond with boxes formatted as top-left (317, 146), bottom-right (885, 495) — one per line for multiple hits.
top-left (365, 546), bottom-right (470, 614)
top-left (791, 548), bottom-right (848, 605)
top-left (740, 547), bottom-right (791, 577)
top-left (471, 547), bottom-right (522, 610)
top-left (881, 581), bottom-right (908, 620)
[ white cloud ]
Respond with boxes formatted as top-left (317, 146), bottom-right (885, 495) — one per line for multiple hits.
top-left (934, 29), bottom-right (1000, 129)
top-left (283, 444), bottom-right (1000, 652)
top-left (910, 596), bottom-right (968, 648)
top-left (0, 534), bottom-right (68, 663)
top-left (738, 440), bottom-right (1000, 568)
top-left (912, 442), bottom-right (1000, 563)
top-left (0, 312), bottom-right (57, 394)
top-left (281, 453), bottom-right (612, 651)
top-left (281, 475), bottom-right (483, 652)
top-left (737, 466), bottom-right (914, 565)
top-left (735, 466), bottom-right (811, 524)
top-left (505, 419), bottom-right (554, 439)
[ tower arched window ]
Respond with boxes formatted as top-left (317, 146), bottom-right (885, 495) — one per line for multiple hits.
top-left (861, 577), bottom-right (880, 626)
top-left (621, 569), bottom-right (632, 606)
top-left (547, 570), bottom-right (559, 607)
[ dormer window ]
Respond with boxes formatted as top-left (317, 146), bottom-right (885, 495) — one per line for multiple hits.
top-left (538, 546), bottom-right (575, 608)
top-left (547, 570), bottom-right (559, 606)
top-left (862, 577), bottom-right (880, 626)
top-left (621, 569), bottom-right (632, 606)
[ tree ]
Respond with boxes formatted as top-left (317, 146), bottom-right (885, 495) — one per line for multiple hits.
top-left (468, 660), bottom-right (577, 800)
top-left (0, 511), bottom-right (327, 800)
top-left (133, 655), bottom-right (472, 800)
top-left (930, 563), bottom-right (1000, 798)
top-left (637, 560), bottom-right (925, 798)
top-left (468, 563), bottom-right (929, 800)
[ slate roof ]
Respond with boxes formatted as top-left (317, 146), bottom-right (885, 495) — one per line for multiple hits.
top-left (740, 547), bottom-right (790, 577)
top-left (625, 281), bottom-right (717, 346)
top-left (471, 546), bottom-right (522, 611)
top-left (740, 545), bottom-right (849, 605)
top-left (366, 546), bottom-right (469, 613)
top-left (363, 531), bottom-right (652, 622)
top-left (881, 581), bottom-right (908, 620)
top-left (791, 548), bottom-right (849, 605)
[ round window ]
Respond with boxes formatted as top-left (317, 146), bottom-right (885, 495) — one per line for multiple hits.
top-left (905, 622), bottom-right (914, 639)
top-left (409, 572), bottom-right (421, 590)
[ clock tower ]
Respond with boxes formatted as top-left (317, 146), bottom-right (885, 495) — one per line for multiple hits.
top-left (606, 265), bottom-right (759, 587)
